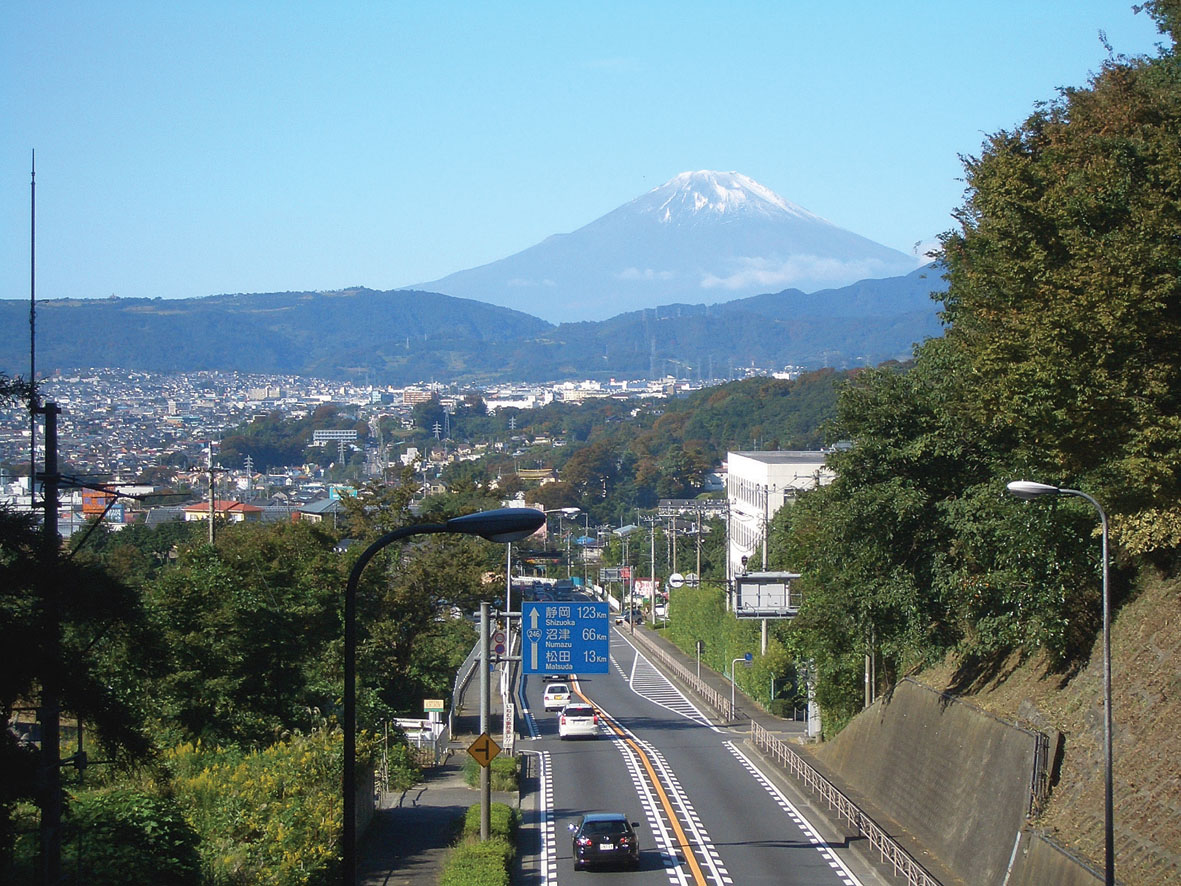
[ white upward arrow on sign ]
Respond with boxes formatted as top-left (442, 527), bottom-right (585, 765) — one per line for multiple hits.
top-left (529, 606), bottom-right (541, 670)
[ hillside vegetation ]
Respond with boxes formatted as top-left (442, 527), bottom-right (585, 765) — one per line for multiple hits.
top-left (0, 268), bottom-right (942, 385)
top-left (918, 572), bottom-right (1180, 886)
top-left (763, 6), bottom-right (1181, 881)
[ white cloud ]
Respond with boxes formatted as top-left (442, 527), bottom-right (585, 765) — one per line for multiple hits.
top-left (506, 277), bottom-right (557, 288)
top-left (617, 267), bottom-right (676, 281)
top-left (699, 255), bottom-right (907, 291)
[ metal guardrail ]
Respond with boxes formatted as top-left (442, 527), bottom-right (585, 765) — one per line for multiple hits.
top-left (449, 639), bottom-right (481, 737)
top-left (629, 627), bottom-right (941, 886)
top-left (751, 722), bottom-right (942, 886)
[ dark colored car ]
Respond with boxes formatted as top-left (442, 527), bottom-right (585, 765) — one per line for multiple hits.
top-left (569, 812), bottom-right (640, 870)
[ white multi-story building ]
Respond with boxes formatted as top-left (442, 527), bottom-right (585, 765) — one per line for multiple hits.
top-left (726, 450), bottom-right (834, 580)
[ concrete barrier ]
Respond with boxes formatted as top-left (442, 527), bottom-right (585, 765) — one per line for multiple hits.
top-left (816, 679), bottom-right (1046, 885)
top-left (1006, 829), bottom-right (1104, 886)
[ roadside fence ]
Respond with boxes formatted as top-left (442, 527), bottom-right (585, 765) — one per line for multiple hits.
top-left (751, 720), bottom-right (941, 886)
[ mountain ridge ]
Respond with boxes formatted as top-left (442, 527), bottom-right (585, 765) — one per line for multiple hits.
top-left (0, 265), bottom-right (946, 385)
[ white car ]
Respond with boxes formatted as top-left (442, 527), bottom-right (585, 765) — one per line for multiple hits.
top-left (558, 702), bottom-right (599, 739)
top-left (542, 682), bottom-right (572, 711)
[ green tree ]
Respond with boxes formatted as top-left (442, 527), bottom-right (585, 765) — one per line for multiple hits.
top-left (941, 12), bottom-right (1181, 543)
top-left (1, 508), bottom-right (155, 875)
top-left (778, 5), bottom-right (1181, 727)
top-left (355, 534), bottom-right (497, 720)
top-left (142, 521), bottom-right (345, 746)
top-left (61, 788), bottom-right (200, 886)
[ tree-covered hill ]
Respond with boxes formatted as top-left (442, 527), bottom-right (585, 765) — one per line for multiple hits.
top-left (0, 270), bottom-right (944, 385)
top-left (775, 7), bottom-right (1181, 880)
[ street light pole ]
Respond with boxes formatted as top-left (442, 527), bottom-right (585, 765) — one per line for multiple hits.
top-left (729, 653), bottom-right (751, 723)
top-left (1006, 480), bottom-right (1113, 886)
top-left (542, 506), bottom-right (581, 579)
top-left (342, 508), bottom-right (544, 885)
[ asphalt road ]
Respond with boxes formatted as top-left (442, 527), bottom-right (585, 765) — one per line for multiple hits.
top-left (513, 625), bottom-right (894, 886)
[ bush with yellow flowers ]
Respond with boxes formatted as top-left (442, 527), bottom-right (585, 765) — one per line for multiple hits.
top-left (166, 727), bottom-right (353, 885)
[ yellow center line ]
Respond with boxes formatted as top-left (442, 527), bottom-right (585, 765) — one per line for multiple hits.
top-left (574, 685), bottom-right (709, 885)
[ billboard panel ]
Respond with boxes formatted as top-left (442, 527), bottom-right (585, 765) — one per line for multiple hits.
top-left (733, 572), bottom-right (802, 619)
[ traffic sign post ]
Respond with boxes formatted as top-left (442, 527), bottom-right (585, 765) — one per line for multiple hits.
top-left (521, 601), bottom-right (609, 674)
top-left (467, 732), bottom-right (501, 768)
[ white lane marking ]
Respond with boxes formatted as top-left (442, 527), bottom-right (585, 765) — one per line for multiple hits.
top-left (606, 725), bottom-right (690, 885)
top-left (518, 750), bottom-right (557, 884)
top-left (538, 750), bottom-right (556, 884)
top-left (595, 700), bottom-right (732, 885)
top-left (518, 674), bottom-right (540, 739)
top-left (724, 742), bottom-right (864, 886)
top-left (610, 631), bottom-right (720, 731)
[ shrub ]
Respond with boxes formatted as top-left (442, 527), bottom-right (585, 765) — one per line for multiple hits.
top-left (167, 728), bottom-right (343, 885)
top-left (384, 739), bottom-right (422, 791)
top-left (62, 788), bottom-right (201, 886)
top-left (462, 754), bottom-right (518, 792)
top-left (461, 801), bottom-right (517, 841)
top-left (439, 803), bottom-right (517, 886)
top-left (438, 838), bottom-right (513, 886)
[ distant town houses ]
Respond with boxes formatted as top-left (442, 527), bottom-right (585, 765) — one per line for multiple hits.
top-left (1, 364), bottom-right (806, 530)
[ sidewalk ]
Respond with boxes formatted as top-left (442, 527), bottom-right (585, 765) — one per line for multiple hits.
top-left (357, 659), bottom-right (514, 886)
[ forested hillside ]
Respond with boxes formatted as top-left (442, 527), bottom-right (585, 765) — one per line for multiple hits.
top-left (404, 370), bottom-right (845, 523)
top-left (767, 6), bottom-right (1181, 882)
top-left (0, 268), bottom-right (942, 384)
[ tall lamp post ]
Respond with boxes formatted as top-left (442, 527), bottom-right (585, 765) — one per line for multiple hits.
top-left (544, 507), bottom-right (581, 578)
top-left (1006, 480), bottom-right (1113, 886)
top-left (342, 507), bottom-right (545, 885)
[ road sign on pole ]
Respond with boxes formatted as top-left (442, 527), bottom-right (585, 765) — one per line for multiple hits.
top-left (521, 601), bottom-right (609, 674)
top-left (467, 732), bottom-right (501, 768)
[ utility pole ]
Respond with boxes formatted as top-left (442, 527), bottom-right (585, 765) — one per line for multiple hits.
top-left (696, 508), bottom-right (702, 583)
top-left (671, 516), bottom-right (677, 573)
top-left (649, 519), bottom-right (656, 628)
top-left (207, 459), bottom-right (216, 545)
top-left (479, 602), bottom-right (491, 840)
top-left (36, 401), bottom-right (62, 886)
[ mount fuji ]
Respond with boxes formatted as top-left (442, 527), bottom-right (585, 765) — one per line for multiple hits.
top-left (408, 170), bottom-right (923, 323)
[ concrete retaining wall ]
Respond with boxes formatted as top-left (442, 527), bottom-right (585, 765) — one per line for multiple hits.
top-left (816, 679), bottom-right (1043, 885)
top-left (1007, 830), bottom-right (1104, 886)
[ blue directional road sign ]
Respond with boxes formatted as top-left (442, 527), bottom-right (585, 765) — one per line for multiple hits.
top-left (521, 601), bottom-right (609, 674)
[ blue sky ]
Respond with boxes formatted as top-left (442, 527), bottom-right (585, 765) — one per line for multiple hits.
top-left (1, 2), bottom-right (1169, 304)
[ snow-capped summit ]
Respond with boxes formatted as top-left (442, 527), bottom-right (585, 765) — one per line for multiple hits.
top-left (408, 171), bottom-right (921, 323)
top-left (637, 170), bottom-right (821, 224)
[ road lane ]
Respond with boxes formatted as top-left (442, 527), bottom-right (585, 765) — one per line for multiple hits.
top-left (517, 624), bottom-right (887, 886)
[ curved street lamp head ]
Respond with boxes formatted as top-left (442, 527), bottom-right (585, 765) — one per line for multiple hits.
top-left (445, 507), bottom-right (546, 543)
top-left (1006, 480), bottom-right (1062, 500)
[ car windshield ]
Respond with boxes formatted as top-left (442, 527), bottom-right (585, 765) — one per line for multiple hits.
top-left (565, 705), bottom-right (592, 716)
top-left (547, 684), bottom-right (568, 694)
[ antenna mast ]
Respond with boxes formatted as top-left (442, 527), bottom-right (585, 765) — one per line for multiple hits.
top-left (29, 151), bottom-right (37, 490)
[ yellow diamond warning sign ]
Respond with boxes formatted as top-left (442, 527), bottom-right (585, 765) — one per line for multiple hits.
top-left (466, 732), bottom-right (501, 768)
